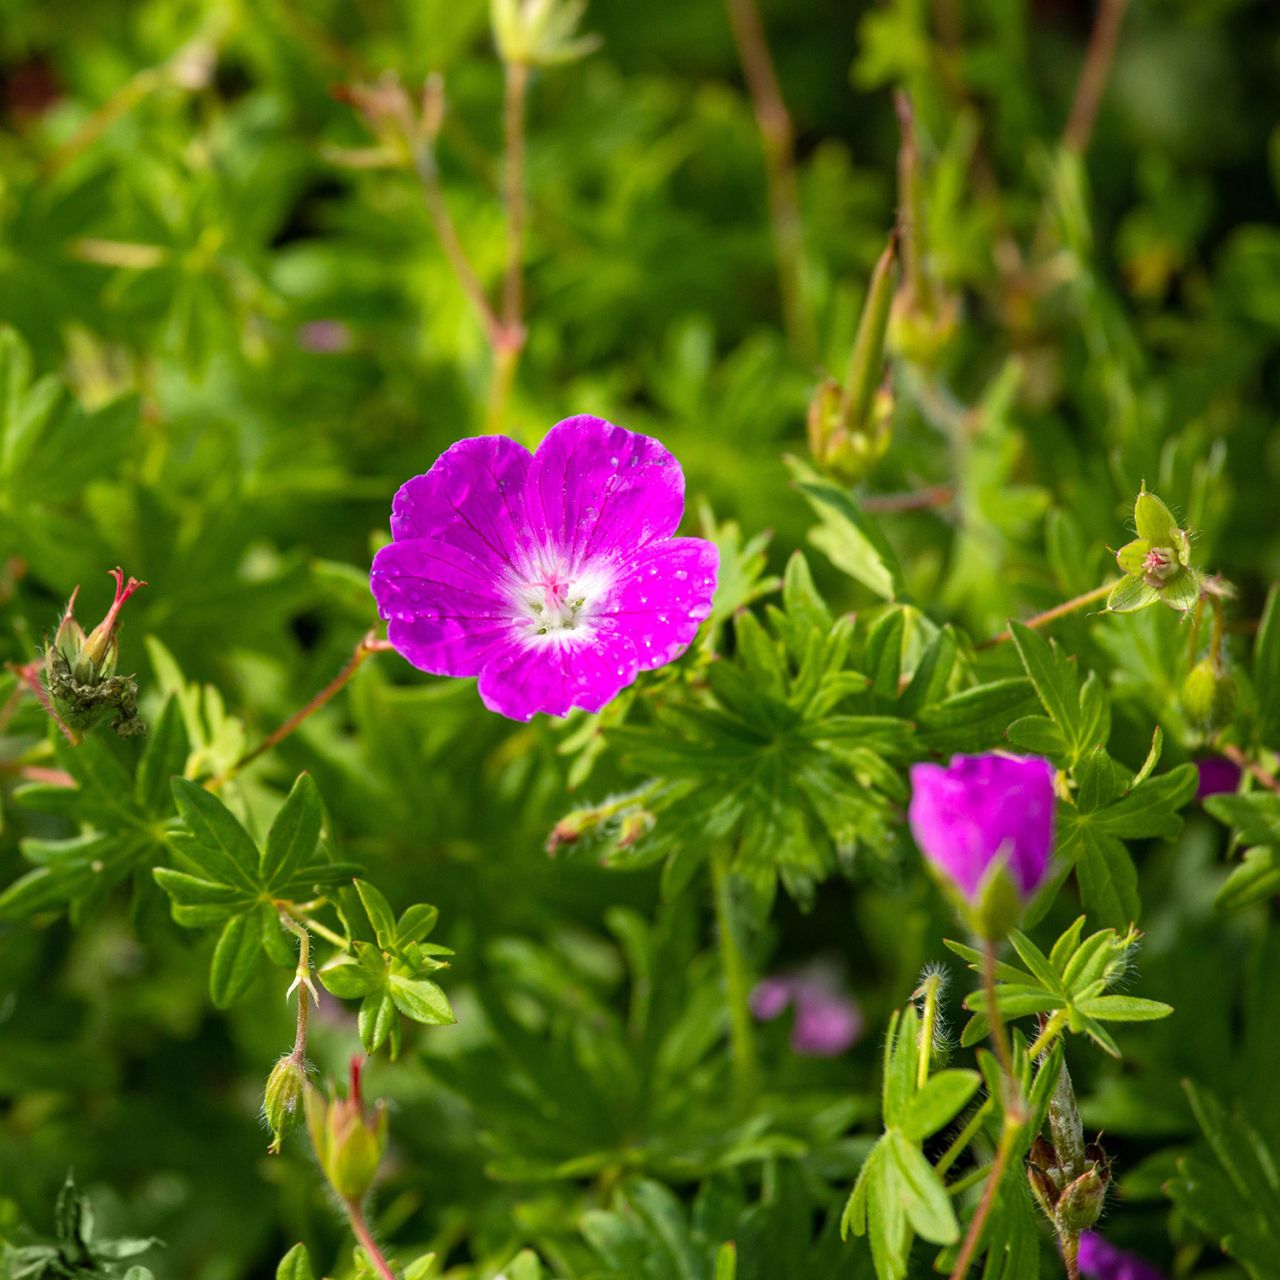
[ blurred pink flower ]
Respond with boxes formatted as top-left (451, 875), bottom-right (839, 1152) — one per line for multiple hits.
top-left (1078, 1231), bottom-right (1162, 1280)
top-left (298, 320), bottom-right (353, 353)
top-left (750, 969), bottom-right (863, 1058)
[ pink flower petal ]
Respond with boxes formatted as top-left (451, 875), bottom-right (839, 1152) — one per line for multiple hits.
top-left (477, 629), bottom-right (640, 721)
top-left (603, 538), bottom-right (719, 669)
top-left (526, 416), bottom-right (685, 568)
top-left (386, 615), bottom-right (516, 678)
top-left (391, 434), bottom-right (533, 570)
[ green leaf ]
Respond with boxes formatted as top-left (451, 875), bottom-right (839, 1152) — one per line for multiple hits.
top-left (153, 867), bottom-right (251, 926)
top-left (319, 953), bottom-right (384, 998)
top-left (170, 778), bottom-right (261, 891)
top-left (1215, 846), bottom-right (1280, 913)
top-left (1009, 621), bottom-right (1079, 741)
top-left (396, 903), bottom-right (440, 943)
top-left (899, 1070), bottom-right (981, 1142)
top-left (277, 1245), bottom-right (316, 1280)
top-left (209, 910), bottom-right (264, 1008)
top-left (389, 975), bottom-right (455, 1025)
top-left (798, 479), bottom-right (903, 600)
top-left (885, 1129), bottom-right (958, 1244)
top-left (1073, 995), bottom-right (1173, 1021)
top-left (355, 879), bottom-right (398, 949)
top-left (262, 774), bottom-right (323, 888)
top-left (919, 679), bottom-right (1039, 754)
top-left (1255, 584), bottom-right (1280, 751)
top-left (1204, 792), bottom-right (1280, 844)
top-left (358, 990), bottom-right (398, 1054)
top-left (1005, 715), bottom-right (1068, 758)
top-left (135, 697), bottom-right (189, 815)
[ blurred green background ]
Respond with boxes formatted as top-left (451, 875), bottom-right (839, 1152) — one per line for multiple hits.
top-left (2, 0), bottom-right (1280, 1276)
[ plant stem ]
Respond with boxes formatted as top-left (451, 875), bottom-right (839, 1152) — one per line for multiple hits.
top-left (860, 484), bottom-right (954, 515)
top-left (947, 1118), bottom-right (1018, 1280)
top-left (1062, 1232), bottom-right (1081, 1280)
top-left (211, 630), bottom-right (392, 788)
top-left (279, 915), bottom-right (316, 1054)
top-left (936, 1097), bottom-right (995, 1178)
top-left (501, 59), bottom-right (529, 336)
top-left (1062, 0), bottom-right (1130, 155)
top-left (723, 0), bottom-right (814, 358)
top-left (283, 906), bottom-right (351, 953)
top-left (1026, 1008), bottom-right (1068, 1061)
top-left (413, 139), bottom-right (504, 348)
top-left (979, 582), bottom-right (1116, 650)
top-left (981, 940), bottom-right (1025, 1120)
top-left (1217, 741), bottom-right (1280, 797)
top-left (343, 1198), bottom-right (396, 1280)
top-left (711, 846), bottom-right (759, 1112)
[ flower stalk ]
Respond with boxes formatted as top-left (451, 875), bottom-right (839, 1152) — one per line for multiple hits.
top-left (712, 845), bottom-right (759, 1112)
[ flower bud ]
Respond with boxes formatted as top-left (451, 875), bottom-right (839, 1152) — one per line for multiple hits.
top-left (491, 0), bottom-right (601, 67)
top-left (806, 378), bottom-right (892, 485)
top-left (1181, 659), bottom-right (1235, 729)
top-left (306, 1057), bottom-right (388, 1203)
top-left (42, 568), bottom-right (147, 738)
top-left (1054, 1163), bottom-right (1109, 1233)
top-left (908, 754), bottom-right (1057, 937)
top-left (264, 1054), bottom-right (310, 1154)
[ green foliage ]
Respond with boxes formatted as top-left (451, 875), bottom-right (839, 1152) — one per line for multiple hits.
top-left (1, 1175), bottom-right (157, 1280)
top-left (0, 0), bottom-right (1277, 1276)
top-left (945, 919), bottom-right (1173, 1058)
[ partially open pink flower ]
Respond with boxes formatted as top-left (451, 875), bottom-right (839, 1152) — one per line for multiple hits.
top-left (750, 970), bottom-right (863, 1058)
top-left (908, 753), bottom-right (1056, 902)
top-left (370, 416), bottom-right (719, 721)
top-left (1078, 1231), bottom-right (1162, 1280)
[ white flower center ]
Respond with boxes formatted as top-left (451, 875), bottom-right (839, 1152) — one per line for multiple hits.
top-left (508, 555), bottom-right (613, 647)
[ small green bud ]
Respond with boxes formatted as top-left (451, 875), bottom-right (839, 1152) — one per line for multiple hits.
top-left (806, 379), bottom-right (892, 485)
top-left (1054, 1160), bottom-right (1110, 1233)
top-left (306, 1057), bottom-right (388, 1203)
top-left (887, 287), bottom-right (959, 368)
top-left (264, 1054), bottom-right (309, 1155)
top-left (1181, 659), bottom-right (1235, 729)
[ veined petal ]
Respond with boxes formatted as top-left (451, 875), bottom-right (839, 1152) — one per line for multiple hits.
top-left (370, 540), bottom-right (511, 622)
top-left (390, 434), bottom-right (533, 570)
top-left (477, 631), bottom-right (640, 721)
top-left (1160, 568), bottom-right (1202, 613)
top-left (601, 538), bottom-right (719, 670)
top-left (387, 615), bottom-right (516, 678)
top-left (526, 416), bottom-right (684, 569)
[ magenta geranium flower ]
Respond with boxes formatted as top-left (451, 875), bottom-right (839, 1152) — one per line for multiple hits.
top-left (370, 415), bottom-right (719, 721)
top-left (1078, 1232), bottom-right (1162, 1280)
top-left (908, 753), bottom-right (1056, 902)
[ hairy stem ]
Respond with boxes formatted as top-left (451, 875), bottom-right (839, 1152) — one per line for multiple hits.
top-left (343, 1198), bottom-right (396, 1280)
top-left (723, 0), bottom-right (814, 357)
top-left (1062, 1231), bottom-right (1081, 1280)
top-left (1062, 0), bottom-right (1130, 155)
top-left (711, 846), bottom-right (759, 1111)
top-left (982, 940), bottom-right (1025, 1120)
top-left (211, 630), bottom-right (393, 787)
top-left (979, 582), bottom-right (1115, 650)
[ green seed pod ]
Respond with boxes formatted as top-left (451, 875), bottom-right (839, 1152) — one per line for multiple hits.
top-left (1182, 659), bottom-right (1235, 729)
top-left (264, 1054), bottom-right (309, 1155)
top-left (1054, 1163), bottom-right (1109, 1234)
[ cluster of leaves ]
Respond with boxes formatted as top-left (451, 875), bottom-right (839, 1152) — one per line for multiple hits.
top-left (1, 1175), bottom-right (157, 1280)
top-left (2, 0), bottom-right (1280, 1276)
